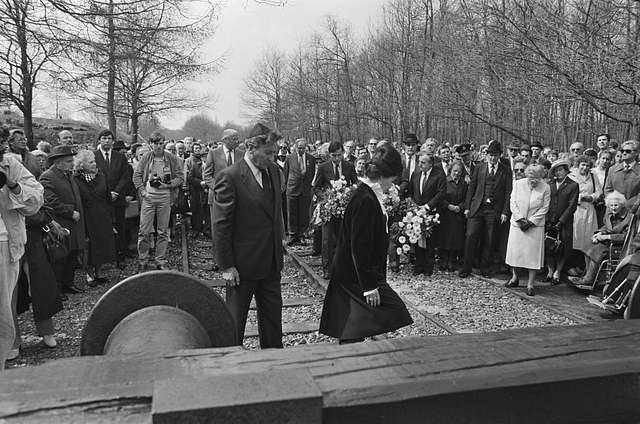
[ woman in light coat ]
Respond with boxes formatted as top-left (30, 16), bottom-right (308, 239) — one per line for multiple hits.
top-left (570, 155), bottom-right (601, 254)
top-left (505, 164), bottom-right (551, 296)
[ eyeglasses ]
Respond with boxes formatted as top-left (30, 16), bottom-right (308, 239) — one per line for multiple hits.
top-left (622, 149), bottom-right (636, 154)
top-left (514, 168), bottom-right (526, 173)
top-left (570, 148), bottom-right (581, 152)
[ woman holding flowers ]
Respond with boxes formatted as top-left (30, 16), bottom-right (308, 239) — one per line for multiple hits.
top-left (319, 143), bottom-right (413, 343)
top-left (505, 164), bottom-right (550, 296)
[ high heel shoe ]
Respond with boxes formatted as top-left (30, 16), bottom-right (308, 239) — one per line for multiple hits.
top-left (526, 287), bottom-right (535, 296)
top-left (504, 277), bottom-right (519, 288)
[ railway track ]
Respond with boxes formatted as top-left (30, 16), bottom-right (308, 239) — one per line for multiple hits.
top-left (179, 221), bottom-right (330, 345)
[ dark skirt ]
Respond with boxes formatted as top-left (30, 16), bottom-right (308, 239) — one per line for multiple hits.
top-left (319, 280), bottom-right (413, 340)
top-left (17, 228), bottom-right (63, 322)
top-left (85, 204), bottom-right (116, 267)
top-left (436, 210), bottom-right (466, 250)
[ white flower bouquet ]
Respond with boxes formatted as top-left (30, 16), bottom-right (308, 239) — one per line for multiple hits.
top-left (395, 204), bottom-right (440, 254)
top-left (312, 177), bottom-right (358, 226)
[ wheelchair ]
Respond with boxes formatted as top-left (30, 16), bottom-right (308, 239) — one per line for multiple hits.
top-left (572, 241), bottom-right (624, 292)
top-left (587, 216), bottom-right (640, 319)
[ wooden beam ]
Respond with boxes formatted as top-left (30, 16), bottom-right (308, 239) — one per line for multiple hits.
top-left (2, 322), bottom-right (640, 423)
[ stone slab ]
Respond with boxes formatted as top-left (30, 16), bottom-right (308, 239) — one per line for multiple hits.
top-left (151, 368), bottom-right (322, 424)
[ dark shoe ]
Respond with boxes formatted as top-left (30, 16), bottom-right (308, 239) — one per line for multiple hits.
top-left (86, 277), bottom-right (98, 288)
top-left (542, 275), bottom-right (553, 283)
top-left (95, 277), bottom-right (109, 285)
top-left (413, 268), bottom-right (424, 276)
top-left (551, 277), bottom-right (561, 286)
top-left (480, 268), bottom-right (493, 278)
top-left (526, 287), bottom-right (535, 296)
top-left (62, 284), bottom-right (83, 294)
top-left (458, 270), bottom-right (470, 278)
top-left (59, 293), bottom-right (68, 301)
top-left (117, 261), bottom-right (126, 270)
top-left (505, 278), bottom-right (519, 288)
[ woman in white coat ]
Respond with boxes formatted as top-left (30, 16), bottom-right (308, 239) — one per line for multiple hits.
top-left (505, 164), bottom-right (551, 296)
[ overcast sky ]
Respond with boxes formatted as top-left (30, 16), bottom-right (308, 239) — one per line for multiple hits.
top-left (162, 0), bottom-right (387, 129)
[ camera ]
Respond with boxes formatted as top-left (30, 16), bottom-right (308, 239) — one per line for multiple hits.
top-left (149, 174), bottom-right (163, 188)
top-left (149, 173), bottom-right (171, 188)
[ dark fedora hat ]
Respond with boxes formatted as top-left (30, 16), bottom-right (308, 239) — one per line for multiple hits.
top-left (519, 144), bottom-right (531, 152)
top-left (486, 140), bottom-right (502, 155)
top-left (48, 144), bottom-right (76, 160)
top-left (530, 141), bottom-right (543, 149)
top-left (455, 143), bottom-right (472, 155)
top-left (507, 141), bottom-right (520, 150)
top-left (404, 133), bottom-right (419, 144)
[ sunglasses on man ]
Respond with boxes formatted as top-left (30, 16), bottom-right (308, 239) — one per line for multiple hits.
top-left (622, 149), bottom-right (636, 154)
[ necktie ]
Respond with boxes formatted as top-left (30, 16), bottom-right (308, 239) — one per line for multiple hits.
top-left (625, 164), bottom-right (631, 172)
top-left (420, 172), bottom-right (425, 196)
top-left (227, 150), bottom-right (232, 166)
top-left (106, 152), bottom-right (110, 167)
top-left (334, 163), bottom-right (339, 179)
top-left (490, 165), bottom-right (495, 176)
top-left (299, 154), bottom-right (305, 174)
top-left (261, 169), bottom-right (271, 191)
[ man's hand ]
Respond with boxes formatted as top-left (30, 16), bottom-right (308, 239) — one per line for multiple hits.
top-left (111, 191), bottom-right (119, 201)
top-left (72, 211), bottom-right (80, 222)
top-left (200, 181), bottom-right (207, 188)
top-left (364, 288), bottom-right (380, 307)
top-left (500, 214), bottom-right (508, 224)
top-left (464, 209), bottom-right (470, 218)
top-left (222, 267), bottom-right (240, 287)
top-left (125, 195), bottom-right (134, 202)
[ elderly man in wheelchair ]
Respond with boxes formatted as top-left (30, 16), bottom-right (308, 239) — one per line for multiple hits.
top-left (586, 192), bottom-right (640, 319)
top-left (569, 191), bottom-right (632, 291)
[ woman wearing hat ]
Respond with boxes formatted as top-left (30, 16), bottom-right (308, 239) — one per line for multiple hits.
top-left (320, 143), bottom-right (412, 343)
top-left (569, 155), bottom-right (601, 257)
top-left (545, 159), bottom-right (579, 284)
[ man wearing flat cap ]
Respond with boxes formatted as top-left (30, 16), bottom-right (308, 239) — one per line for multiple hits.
top-left (459, 140), bottom-right (512, 278)
top-left (213, 122), bottom-right (285, 348)
top-left (203, 128), bottom-right (244, 264)
top-left (39, 145), bottom-right (86, 295)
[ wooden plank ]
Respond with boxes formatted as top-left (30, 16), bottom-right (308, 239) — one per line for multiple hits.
top-left (244, 321), bottom-right (318, 338)
top-left (3, 322), bottom-right (640, 422)
top-left (250, 297), bottom-right (315, 310)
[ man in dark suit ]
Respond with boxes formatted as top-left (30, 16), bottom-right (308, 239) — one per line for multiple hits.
top-left (39, 145), bottom-right (86, 295)
top-left (456, 143), bottom-right (475, 184)
top-left (94, 130), bottom-right (130, 267)
top-left (203, 128), bottom-right (244, 266)
top-left (459, 141), bottom-right (512, 278)
top-left (399, 133), bottom-right (419, 198)
top-left (407, 153), bottom-right (446, 275)
top-left (213, 123), bottom-right (284, 349)
top-left (313, 141), bottom-right (358, 278)
top-left (284, 138), bottom-right (316, 246)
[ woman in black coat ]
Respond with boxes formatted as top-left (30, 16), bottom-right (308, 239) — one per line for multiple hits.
top-left (436, 161), bottom-right (468, 271)
top-left (545, 159), bottom-right (579, 284)
top-left (15, 206), bottom-right (64, 349)
top-left (73, 150), bottom-right (116, 285)
top-left (319, 144), bottom-right (413, 343)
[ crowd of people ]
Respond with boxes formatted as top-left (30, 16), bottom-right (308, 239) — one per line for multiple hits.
top-left (2, 121), bottom-right (640, 365)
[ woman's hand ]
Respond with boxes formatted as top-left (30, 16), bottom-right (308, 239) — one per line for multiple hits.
top-left (49, 220), bottom-right (69, 239)
top-left (364, 288), bottom-right (380, 307)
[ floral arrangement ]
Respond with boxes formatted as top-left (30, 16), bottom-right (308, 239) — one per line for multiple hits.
top-left (312, 177), bottom-right (358, 226)
top-left (395, 204), bottom-right (440, 255)
top-left (382, 184), bottom-right (401, 217)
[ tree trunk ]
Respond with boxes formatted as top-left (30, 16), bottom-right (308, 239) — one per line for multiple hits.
top-left (106, 0), bottom-right (117, 138)
top-left (17, 5), bottom-right (35, 149)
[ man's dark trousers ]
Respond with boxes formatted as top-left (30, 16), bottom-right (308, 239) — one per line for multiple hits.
top-left (463, 206), bottom-right (498, 272)
top-left (414, 242), bottom-right (435, 275)
top-left (113, 205), bottom-right (126, 257)
top-left (287, 194), bottom-right (311, 240)
top-left (225, 269), bottom-right (283, 348)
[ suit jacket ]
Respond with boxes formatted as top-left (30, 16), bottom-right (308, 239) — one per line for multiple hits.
top-left (313, 159), bottom-right (358, 191)
top-left (203, 146), bottom-right (244, 204)
top-left (547, 177), bottom-right (579, 226)
top-left (407, 167), bottom-right (447, 209)
top-left (283, 152), bottom-right (316, 197)
top-left (95, 149), bottom-right (129, 206)
top-left (465, 162), bottom-right (513, 219)
top-left (39, 166), bottom-right (86, 251)
top-left (212, 159), bottom-right (284, 280)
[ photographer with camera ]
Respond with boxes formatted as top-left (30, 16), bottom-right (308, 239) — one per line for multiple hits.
top-left (132, 131), bottom-right (183, 271)
top-left (0, 127), bottom-right (44, 368)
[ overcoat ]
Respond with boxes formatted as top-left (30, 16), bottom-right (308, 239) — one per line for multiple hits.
top-left (505, 178), bottom-right (550, 269)
top-left (546, 176), bottom-right (579, 255)
top-left (319, 183), bottom-right (413, 340)
top-left (74, 172), bottom-right (116, 267)
top-left (436, 176), bottom-right (468, 250)
top-left (95, 149), bottom-right (129, 207)
top-left (39, 166), bottom-right (86, 251)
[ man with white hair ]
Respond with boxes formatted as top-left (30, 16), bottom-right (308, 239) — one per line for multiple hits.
top-left (605, 140), bottom-right (640, 209)
top-left (343, 140), bottom-right (356, 163)
top-left (58, 130), bottom-right (74, 146)
top-left (203, 128), bottom-right (244, 263)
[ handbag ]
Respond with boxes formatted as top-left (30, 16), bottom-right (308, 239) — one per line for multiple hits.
top-left (545, 229), bottom-right (563, 255)
top-left (42, 225), bottom-right (69, 264)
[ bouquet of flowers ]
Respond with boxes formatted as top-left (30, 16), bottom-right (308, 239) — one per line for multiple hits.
top-left (312, 177), bottom-right (358, 226)
top-left (382, 184), bottom-right (401, 217)
top-left (395, 204), bottom-right (440, 255)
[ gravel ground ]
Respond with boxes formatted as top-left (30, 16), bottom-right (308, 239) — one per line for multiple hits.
top-left (289, 243), bottom-right (579, 336)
